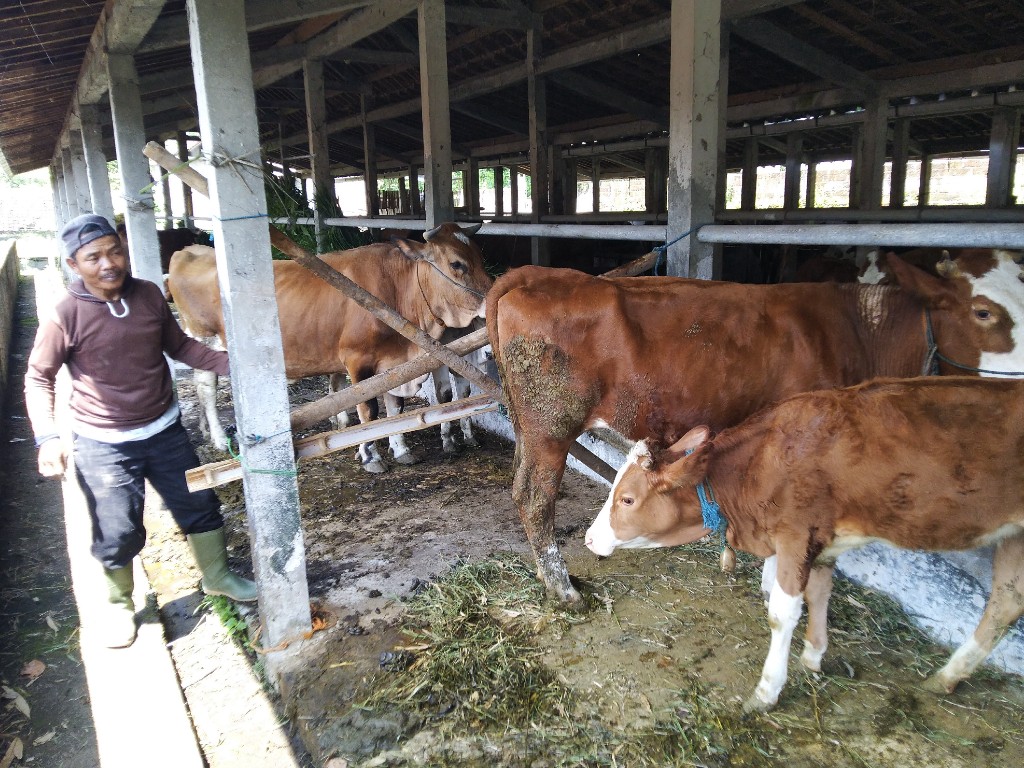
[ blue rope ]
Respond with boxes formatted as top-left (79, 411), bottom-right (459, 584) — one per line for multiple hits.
top-left (226, 433), bottom-right (298, 478)
top-left (651, 226), bottom-right (699, 276)
top-left (684, 446), bottom-right (728, 545)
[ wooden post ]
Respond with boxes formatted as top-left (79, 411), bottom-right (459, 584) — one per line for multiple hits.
top-left (741, 138), bottom-right (758, 211)
top-left (784, 133), bottom-right (804, 211)
top-left (361, 94), bottom-right (379, 218)
top-left (79, 105), bottom-right (116, 222)
top-left (107, 52), bottom-right (162, 286)
top-left (177, 130), bottom-right (194, 228)
top-left (187, 0), bottom-right (311, 648)
top-left (419, 0), bottom-right (455, 226)
top-left (890, 118), bottom-right (910, 209)
top-left (527, 14), bottom-right (550, 266)
top-left (666, 0), bottom-right (720, 279)
top-left (494, 166), bottom-right (505, 217)
top-left (987, 107), bottom-right (1020, 208)
top-left (304, 58), bottom-right (335, 251)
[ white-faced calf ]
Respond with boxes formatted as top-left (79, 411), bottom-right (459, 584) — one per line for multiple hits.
top-left (585, 376), bottom-right (1024, 713)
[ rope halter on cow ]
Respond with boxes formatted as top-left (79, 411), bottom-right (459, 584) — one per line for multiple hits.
top-left (923, 309), bottom-right (1024, 377)
top-left (684, 447), bottom-right (736, 572)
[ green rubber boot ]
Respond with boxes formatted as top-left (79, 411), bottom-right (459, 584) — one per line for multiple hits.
top-left (186, 528), bottom-right (257, 602)
top-left (101, 566), bottom-right (137, 648)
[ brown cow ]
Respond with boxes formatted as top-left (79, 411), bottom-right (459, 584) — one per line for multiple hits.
top-left (168, 222), bottom-right (493, 472)
top-left (584, 376), bottom-right (1024, 712)
top-left (486, 250), bottom-right (1024, 601)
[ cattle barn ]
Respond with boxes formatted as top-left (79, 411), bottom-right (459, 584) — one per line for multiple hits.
top-left (2, 0), bottom-right (1024, 764)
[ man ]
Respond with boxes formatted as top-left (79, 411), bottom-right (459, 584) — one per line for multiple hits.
top-left (25, 213), bottom-right (255, 649)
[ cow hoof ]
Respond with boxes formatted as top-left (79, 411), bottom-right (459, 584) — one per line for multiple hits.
top-left (921, 674), bottom-right (957, 695)
top-left (393, 452), bottom-right (419, 465)
top-left (362, 458), bottom-right (388, 474)
top-left (742, 693), bottom-right (775, 715)
top-left (463, 436), bottom-right (480, 449)
top-left (441, 438), bottom-right (460, 454)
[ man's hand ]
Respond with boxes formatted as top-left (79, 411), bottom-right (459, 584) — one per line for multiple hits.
top-left (37, 439), bottom-right (68, 477)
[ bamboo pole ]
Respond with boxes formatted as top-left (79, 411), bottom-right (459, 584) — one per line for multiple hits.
top-left (188, 394), bottom-right (500, 491)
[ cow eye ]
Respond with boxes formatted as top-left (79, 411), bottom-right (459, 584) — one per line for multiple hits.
top-left (619, 495), bottom-right (634, 507)
top-left (974, 308), bottom-right (992, 321)
top-left (450, 260), bottom-right (467, 274)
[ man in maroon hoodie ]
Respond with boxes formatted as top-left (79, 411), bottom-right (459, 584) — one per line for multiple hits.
top-left (25, 213), bottom-right (255, 648)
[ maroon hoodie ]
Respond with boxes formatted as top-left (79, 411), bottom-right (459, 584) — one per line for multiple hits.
top-left (25, 275), bottom-right (228, 439)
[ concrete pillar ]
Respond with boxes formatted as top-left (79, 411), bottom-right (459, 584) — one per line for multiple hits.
top-left (79, 105), bottom-right (116, 223)
top-left (160, 162), bottom-right (174, 227)
top-left (419, 0), bottom-right (455, 226)
top-left (187, 0), bottom-right (310, 649)
top-left (666, 0), bottom-right (720, 278)
top-left (527, 14), bottom-right (549, 266)
top-left (510, 168), bottom-right (519, 217)
top-left (106, 52), bottom-right (162, 285)
top-left (919, 154), bottom-right (932, 206)
top-left (986, 107), bottom-right (1020, 208)
top-left (591, 159), bottom-right (601, 213)
top-left (68, 130), bottom-right (92, 214)
top-left (60, 147), bottom-right (80, 218)
top-left (49, 164), bottom-right (67, 231)
top-left (304, 58), bottom-right (335, 251)
top-left (407, 164), bottom-right (421, 217)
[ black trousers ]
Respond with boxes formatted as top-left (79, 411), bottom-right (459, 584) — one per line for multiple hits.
top-left (72, 419), bottom-right (223, 569)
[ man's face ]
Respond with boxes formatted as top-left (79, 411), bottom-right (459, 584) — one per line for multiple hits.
top-left (67, 234), bottom-right (128, 300)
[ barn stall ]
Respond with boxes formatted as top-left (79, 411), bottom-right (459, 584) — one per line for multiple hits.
top-left (2, 0), bottom-right (1024, 764)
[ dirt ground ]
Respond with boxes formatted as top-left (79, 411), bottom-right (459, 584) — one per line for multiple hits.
top-left (3, 248), bottom-right (1024, 768)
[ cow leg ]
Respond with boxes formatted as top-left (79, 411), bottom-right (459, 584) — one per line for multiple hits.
top-left (760, 555), bottom-right (778, 605)
top-left (925, 532), bottom-right (1024, 694)
top-left (431, 367), bottom-right (460, 454)
top-left (193, 368), bottom-right (228, 451)
top-left (353, 396), bottom-right (387, 474)
top-left (385, 393), bottom-right (419, 465)
top-left (511, 439), bottom-right (579, 602)
top-left (745, 579), bottom-right (804, 714)
top-left (452, 370), bottom-right (479, 448)
top-left (327, 373), bottom-right (353, 429)
top-left (800, 565), bottom-right (834, 672)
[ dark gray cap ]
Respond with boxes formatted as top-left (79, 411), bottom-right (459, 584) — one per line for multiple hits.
top-left (60, 214), bottom-right (118, 259)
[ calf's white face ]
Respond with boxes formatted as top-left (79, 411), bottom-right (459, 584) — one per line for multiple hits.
top-left (585, 431), bottom-right (713, 556)
top-left (968, 251), bottom-right (1024, 375)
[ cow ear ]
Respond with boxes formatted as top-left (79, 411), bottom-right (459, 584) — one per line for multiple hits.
top-left (393, 238), bottom-right (428, 262)
top-left (668, 426), bottom-right (710, 455)
top-left (886, 252), bottom-right (959, 309)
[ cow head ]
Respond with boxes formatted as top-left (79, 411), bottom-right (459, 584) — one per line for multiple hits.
top-left (886, 249), bottom-right (1024, 376)
top-left (585, 427), bottom-right (713, 557)
top-left (393, 222), bottom-right (493, 327)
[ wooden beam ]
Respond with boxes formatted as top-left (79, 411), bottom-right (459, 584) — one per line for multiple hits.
top-left (551, 71), bottom-right (669, 127)
top-left (730, 17), bottom-right (878, 95)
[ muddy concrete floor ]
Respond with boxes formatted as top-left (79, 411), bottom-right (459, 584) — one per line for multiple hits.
top-left (166, 374), bottom-right (1024, 768)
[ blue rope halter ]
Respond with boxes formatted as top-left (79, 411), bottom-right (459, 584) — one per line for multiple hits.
top-left (923, 309), bottom-right (1024, 377)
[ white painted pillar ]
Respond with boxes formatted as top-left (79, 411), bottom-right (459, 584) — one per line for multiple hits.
top-left (160, 163), bottom-right (174, 227)
top-left (68, 130), bottom-right (92, 214)
top-left (187, 0), bottom-right (311, 648)
top-left (106, 52), bottom-right (162, 286)
top-left (304, 58), bottom-right (334, 251)
top-left (666, 0), bottom-right (720, 278)
top-left (361, 94), bottom-right (379, 218)
top-left (79, 105), bottom-right (116, 223)
top-left (419, 0), bottom-right (454, 226)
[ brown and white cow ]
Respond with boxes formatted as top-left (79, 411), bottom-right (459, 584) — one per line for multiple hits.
top-left (167, 222), bottom-right (493, 472)
top-left (585, 376), bottom-right (1024, 712)
top-left (486, 250), bottom-right (1024, 601)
